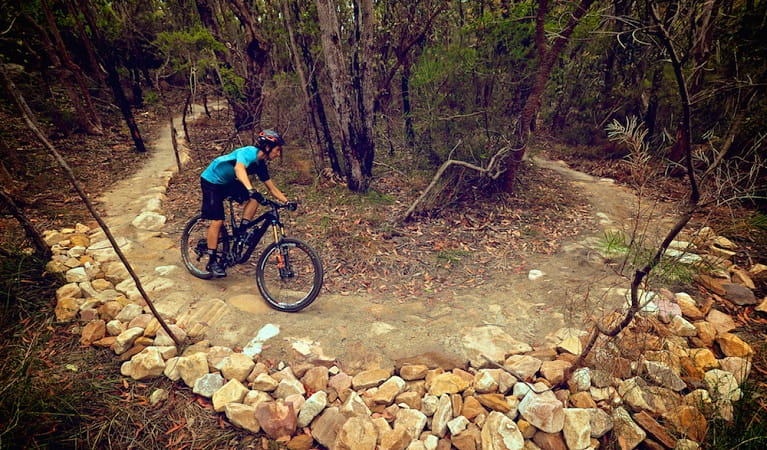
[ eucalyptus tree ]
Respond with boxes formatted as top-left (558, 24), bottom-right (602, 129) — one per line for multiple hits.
top-left (312, 0), bottom-right (445, 192)
top-left (5, 0), bottom-right (104, 135)
top-left (501, 0), bottom-right (597, 191)
top-left (73, 0), bottom-right (148, 151)
top-left (192, 0), bottom-right (280, 135)
top-left (282, 0), bottom-right (341, 174)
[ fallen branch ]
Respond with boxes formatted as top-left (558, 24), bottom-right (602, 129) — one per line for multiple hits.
top-left (1, 62), bottom-right (181, 348)
top-left (401, 141), bottom-right (511, 222)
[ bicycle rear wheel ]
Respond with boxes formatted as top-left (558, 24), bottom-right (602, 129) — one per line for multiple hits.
top-left (256, 238), bottom-right (323, 312)
top-left (180, 214), bottom-right (230, 279)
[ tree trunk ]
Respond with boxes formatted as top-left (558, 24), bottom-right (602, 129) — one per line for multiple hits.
top-left (0, 187), bottom-right (51, 260)
top-left (402, 60), bottom-right (416, 149)
top-left (195, 0), bottom-right (267, 132)
top-left (74, 0), bottom-right (146, 152)
top-left (40, 0), bottom-right (103, 135)
top-left (283, 0), bottom-right (341, 174)
top-left (315, 0), bottom-right (377, 192)
top-left (226, 0), bottom-right (269, 132)
top-left (24, 6), bottom-right (102, 136)
top-left (63, 0), bottom-right (107, 93)
top-left (502, 0), bottom-right (596, 191)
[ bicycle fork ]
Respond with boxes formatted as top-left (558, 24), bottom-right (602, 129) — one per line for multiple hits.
top-left (271, 225), bottom-right (294, 279)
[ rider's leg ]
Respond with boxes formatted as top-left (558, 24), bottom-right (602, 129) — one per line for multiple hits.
top-left (206, 219), bottom-right (223, 249)
top-left (242, 199), bottom-right (259, 221)
top-left (238, 199), bottom-right (259, 231)
top-left (200, 178), bottom-right (227, 277)
top-left (205, 219), bottom-right (226, 277)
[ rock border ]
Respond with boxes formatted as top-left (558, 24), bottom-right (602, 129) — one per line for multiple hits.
top-left (44, 216), bottom-right (765, 449)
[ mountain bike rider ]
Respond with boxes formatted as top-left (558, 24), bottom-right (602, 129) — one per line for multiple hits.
top-left (199, 129), bottom-right (291, 278)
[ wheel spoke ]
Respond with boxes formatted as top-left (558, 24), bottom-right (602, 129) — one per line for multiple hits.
top-left (257, 239), bottom-right (323, 312)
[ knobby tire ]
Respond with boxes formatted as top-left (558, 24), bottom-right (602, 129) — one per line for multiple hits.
top-left (256, 238), bottom-right (323, 312)
top-left (180, 214), bottom-right (229, 280)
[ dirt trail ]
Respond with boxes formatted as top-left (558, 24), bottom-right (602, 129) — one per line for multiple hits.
top-left (97, 113), bottom-right (674, 372)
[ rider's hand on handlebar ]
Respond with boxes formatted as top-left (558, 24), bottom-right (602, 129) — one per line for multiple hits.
top-left (286, 201), bottom-right (298, 211)
top-left (248, 189), bottom-right (268, 205)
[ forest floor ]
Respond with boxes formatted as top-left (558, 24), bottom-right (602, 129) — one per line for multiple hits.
top-left (2, 103), bottom-right (766, 447)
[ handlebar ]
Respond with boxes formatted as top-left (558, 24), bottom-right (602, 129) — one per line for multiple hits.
top-left (265, 199), bottom-right (298, 211)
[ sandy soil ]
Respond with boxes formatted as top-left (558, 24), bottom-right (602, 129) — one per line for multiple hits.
top-left (96, 109), bottom-right (680, 372)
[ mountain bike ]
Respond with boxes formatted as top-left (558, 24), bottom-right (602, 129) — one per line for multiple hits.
top-left (180, 197), bottom-right (323, 312)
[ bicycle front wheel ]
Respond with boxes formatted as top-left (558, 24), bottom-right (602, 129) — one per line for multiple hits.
top-left (180, 214), bottom-right (229, 279)
top-left (256, 238), bottom-right (323, 312)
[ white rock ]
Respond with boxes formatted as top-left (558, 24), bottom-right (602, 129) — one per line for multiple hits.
top-left (518, 390), bottom-right (564, 433)
top-left (447, 415), bottom-right (470, 436)
top-left (65, 267), bottom-right (89, 283)
top-left (298, 391), bottom-right (328, 428)
top-left (129, 347), bottom-right (166, 380)
top-left (131, 211), bottom-right (167, 231)
top-left (480, 411), bottom-right (524, 449)
top-left (462, 325), bottom-right (532, 368)
top-left (563, 408), bottom-right (591, 450)
top-left (212, 379), bottom-right (249, 412)
top-left (225, 403), bottom-right (260, 433)
top-left (112, 327), bottom-right (145, 355)
top-left (528, 269), bottom-right (544, 280)
top-left (430, 395), bottom-right (453, 437)
top-left (220, 353), bottom-right (256, 382)
top-left (394, 408), bottom-right (428, 440)
top-left (193, 373), bottom-right (225, 398)
top-left (704, 369), bottom-right (742, 402)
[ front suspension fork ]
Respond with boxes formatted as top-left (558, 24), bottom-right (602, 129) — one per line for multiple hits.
top-left (272, 225), bottom-right (293, 278)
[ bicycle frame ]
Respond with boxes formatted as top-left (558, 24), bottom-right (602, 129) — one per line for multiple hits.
top-left (222, 198), bottom-right (285, 266)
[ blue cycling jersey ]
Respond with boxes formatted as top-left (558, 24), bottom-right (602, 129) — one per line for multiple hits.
top-left (201, 146), bottom-right (269, 184)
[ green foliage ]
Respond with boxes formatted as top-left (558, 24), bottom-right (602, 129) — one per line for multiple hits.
top-left (142, 90), bottom-right (160, 106)
top-left (598, 230), bottom-right (699, 286)
top-left (364, 189), bottom-right (396, 205)
top-left (751, 214), bottom-right (767, 230)
top-left (598, 230), bottom-right (633, 259)
top-left (436, 249), bottom-right (470, 263)
top-left (219, 66), bottom-right (246, 100)
top-left (705, 375), bottom-right (767, 449)
top-left (153, 27), bottom-right (224, 74)
top-left (407, 10), bottom-right (536, 170)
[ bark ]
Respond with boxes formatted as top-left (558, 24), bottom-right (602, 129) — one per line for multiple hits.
top-left (24, 5), bottom-right (102, 136)
top-left (401, 61), bottom-right (415, 149)
top-left (315, 0), bottom-right (376, 192)
top-left (170, 117), bottom-right (182, 172)
top-left (40, 0), bottom-right (103, 134)
top-left (502, 0), bottom-right (596, 191)
top-left (62, 0), bottom-right (107, 92)
top-left (283, 0), bottom-right (341, 174)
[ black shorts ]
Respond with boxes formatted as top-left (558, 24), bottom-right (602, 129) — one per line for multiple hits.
top-left (200, 178), bottom-right (249, 220)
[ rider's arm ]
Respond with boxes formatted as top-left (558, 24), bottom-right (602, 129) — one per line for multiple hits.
top-left (263, 179), bottom-right (288, 203)
top-left (234, 162), bottom-right (254, 190)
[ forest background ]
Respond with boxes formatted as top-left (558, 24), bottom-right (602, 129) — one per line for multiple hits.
top-left (1, 0), bottom-right (766, 448)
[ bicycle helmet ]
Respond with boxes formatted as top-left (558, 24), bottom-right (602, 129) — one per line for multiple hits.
top-left (257, 129), bottom-right (285, 152)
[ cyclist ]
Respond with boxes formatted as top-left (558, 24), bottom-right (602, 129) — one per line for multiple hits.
top-left (199, 129), bottom-right (290, 277)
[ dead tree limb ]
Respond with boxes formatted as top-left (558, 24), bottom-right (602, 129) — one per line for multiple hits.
top-left (558, 6), bottom-right (708, 387)
top-left (402, 141), bottom-right (511, 222)
top-left (1, 62), bottom-right (181, 348)
top-left (170, 117), bottom-right (182, 172)
top-left (0, 186), bottom-right (51, 259)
